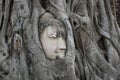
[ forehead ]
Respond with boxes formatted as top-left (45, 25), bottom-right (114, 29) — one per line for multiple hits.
top-left (41, 25), bottom-right (66, 38)
top-left (46, 25), bottom-right (65, 34)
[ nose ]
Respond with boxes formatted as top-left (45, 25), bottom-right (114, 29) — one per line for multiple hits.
top-left (57, 38), bottom-right (66, 51)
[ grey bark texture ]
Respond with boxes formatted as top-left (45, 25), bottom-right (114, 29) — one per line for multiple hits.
top-left (0, 0), bottom-right (120, 80)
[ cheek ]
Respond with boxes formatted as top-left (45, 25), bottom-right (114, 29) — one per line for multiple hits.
top-left (41, 39), bottom-right (57, 52)
top-left (46, 39), bottom-right (57, 51)
top-left (41, 39), bottom-right (58, 59)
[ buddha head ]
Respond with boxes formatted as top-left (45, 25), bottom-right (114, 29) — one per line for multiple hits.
top-left (39, 13), bottom-right (67, 60)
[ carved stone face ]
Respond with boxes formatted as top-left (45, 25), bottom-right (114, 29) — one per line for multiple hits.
top-left (40, 25), bottom-right (66, 60)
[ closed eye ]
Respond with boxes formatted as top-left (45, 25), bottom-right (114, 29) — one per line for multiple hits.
top-left (49, 32), bottom-right (57, 39)
top-left (63, 36), bottom-right (67, 39)
top-left (62, 33), bottom-right (67, 39)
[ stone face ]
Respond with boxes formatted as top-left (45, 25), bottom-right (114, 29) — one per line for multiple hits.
top-left (40, 25), bottom-right (66, 60)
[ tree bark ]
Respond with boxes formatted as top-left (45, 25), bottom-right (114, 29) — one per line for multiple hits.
top-left (0, 0), bottom-right (120, 80)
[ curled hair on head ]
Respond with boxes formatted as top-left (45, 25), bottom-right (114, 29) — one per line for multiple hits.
top-left (38, 12), bottom-right (65, 35)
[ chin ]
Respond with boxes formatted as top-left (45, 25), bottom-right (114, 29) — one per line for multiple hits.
top-left (46, 53), bottom-right (65, 60)
top-left (47, 56), bottom-right (56, 60)
top-left (56, 55), bottom-right (65, 59)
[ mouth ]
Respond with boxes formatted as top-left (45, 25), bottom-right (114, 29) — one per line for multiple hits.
top-left (55, 50), bottom-right (65, 53)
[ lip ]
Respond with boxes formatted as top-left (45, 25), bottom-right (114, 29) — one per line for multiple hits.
top-left (55, 51), bottom-right (65, 53)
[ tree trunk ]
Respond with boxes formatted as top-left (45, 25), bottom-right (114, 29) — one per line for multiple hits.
top-left (0, 0), bottom-right (120, 80)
